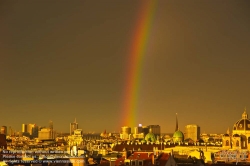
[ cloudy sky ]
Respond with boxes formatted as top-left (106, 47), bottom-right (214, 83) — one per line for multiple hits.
top-left (1, 0), bottom-right (250, 134)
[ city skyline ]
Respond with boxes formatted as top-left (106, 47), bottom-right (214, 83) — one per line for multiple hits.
top-left (1, 0), bottom-right (250, 134)
top-left (0, 109), bottom-right (249, 135)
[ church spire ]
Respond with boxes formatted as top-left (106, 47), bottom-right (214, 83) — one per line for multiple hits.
top-left (175, 113), bottom-right (178, 131)
top-left (227, 127), bottom-right (230, 135)
top-left (242, 107), bottom-right (248, 119)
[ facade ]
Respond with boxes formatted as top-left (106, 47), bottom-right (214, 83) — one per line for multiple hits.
top-left (134, 126), bottom-right (143, 134)
top-left (67, 129), bottom-right (83, 146)
top-left (133, 133), bottom-right (144, 139)
top-left (49, 121), bottom-right (54, 139)
top-left (133, 125), bottom-right (144, 139)
top-left (70, 119), bottom-right (78, 135)
top-left (27, 124), bottom-right (38, 138)
top-left (142, 126), bottom-right (150, 136)
top-left (0, 126), bottom-right (7, 135)
top-left (49, 121), bottom-right (53, 129)
top-left (27, 124), bottom-right (35, 135)
top-left (22, 124), bottom-right (27, 133)
top-left (82, 133), bottom-right (102, 140)
top-left (8, 126), bottom-right (13, 136)
top-left (184, 124), bottom-right (200, 141)
top-left (32, 125), bottom-right (39, 138)
top-left (120, 126), bottom-right (131, 140)
top-left (38, 128), bottom-right (52, 140)
top-left (147, 125), bottom-right (161, 137)
top-left (222, 108), bottom-right (250, 150)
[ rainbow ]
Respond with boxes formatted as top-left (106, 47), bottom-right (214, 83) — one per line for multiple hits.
top-left (121, 1), bottom-right (158, 128)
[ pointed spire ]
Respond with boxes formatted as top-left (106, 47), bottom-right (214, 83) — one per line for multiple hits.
top-left (175, 113), bottom-right (178, 131)
top-left (242, 107), bottom-right (248, 119)
top-left (74, 118), bottom-right (77, 123)
top-left (227, 127), bottom-right (230, 135)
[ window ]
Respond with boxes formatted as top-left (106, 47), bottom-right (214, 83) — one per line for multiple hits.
top-left (236, 140), bottom-right (240, 146)
top-left (226, 140), bottom-right (229, 146)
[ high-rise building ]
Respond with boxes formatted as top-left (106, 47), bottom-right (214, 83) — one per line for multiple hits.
top-left (121, 126), bottom-right (131, 135)
top-left (0, 126), bottom-right (7, 135)
top-left (134, 125), bottom-right (143, 134)
top-left (142, 126), bottom-right (149, 136)
top-left (49, 120), bottom-right (54, 139)
top-left (22, 124), bottom-right (27, 133)
top-left (147, 125), bottom-right (161, 137)
top-left (27, 124), bottom-right (38, 138)
top-left (49, 121), bottom-right (53, 130)
top-left (8, 126), bottom-right (13, 136)
top-left (184, 124), bottom-right (200, 141)
top-left (27, 124), bottom-right (35, 135)
top-left (32, 125), bottom-right (39, 138)
top-left (133, 124), bottom-right (144, 139)
top-left (70, 118), bottom-right (78, 135)
top-left (120, 126), bottom-right (131, 140)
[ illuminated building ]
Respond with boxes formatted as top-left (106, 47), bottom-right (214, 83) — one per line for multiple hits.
top-left (184, 124), bottom-right (200, 142)
top-left (121, 126), bottom-right (131, 135)
top-left (22, 124), bottom-right (27, 133)
top-left (173, 130), bottom-right (184, 143)
top-left (133, 124), bottom-right (144, 139)
top-left (145, 128), bottom-right (156, 142)
top-left (0, 126), bottom-right (7, 135)
top-left (27, 124), bottom-right (35, 135)
top-left (172, 113), bottom-right (184, 143)
top-left (67, 129), bottom-right (83, 146)
top-left (49, 120), bottom-right (54, 139)
top-left (70, 118), bottom-right (78, 135)
top-left (142, 126), bottom-right (149, 136)
top-left (27, 124), bottom-right (38, 138)
top-left (223, 108), bottom-right (250, 150)
top-left (8, 126), bottom-right (13, 136)
top-left (147, 125), bottom-right (161, 137)
top-left (120, 126), bottom-right (131, 140)
top-left (38, 128), bottom-right (52, 140)
top-left (134, 125), bottom-right (143, 134)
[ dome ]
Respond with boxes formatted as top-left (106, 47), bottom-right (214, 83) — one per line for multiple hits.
top-left (173, 130), bottom-right (184, 138)
top-left (233, 109), bottom-right (250, 131)
top-left (223, 134), bottom-right (229, 137)
top-left (173, 130), bottom-right (184, 143)
top-left (145, 132), bottom-right (156, 142)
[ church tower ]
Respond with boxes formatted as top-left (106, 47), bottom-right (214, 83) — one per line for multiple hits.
top-left (175, 113), bottom-right (178, 132)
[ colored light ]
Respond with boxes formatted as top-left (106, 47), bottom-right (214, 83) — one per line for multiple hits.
top-left (121, 1), bottom-right (158, 128)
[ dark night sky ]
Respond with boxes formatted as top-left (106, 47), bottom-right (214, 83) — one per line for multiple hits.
top-left (1, 0), bottom-right (250, 134)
